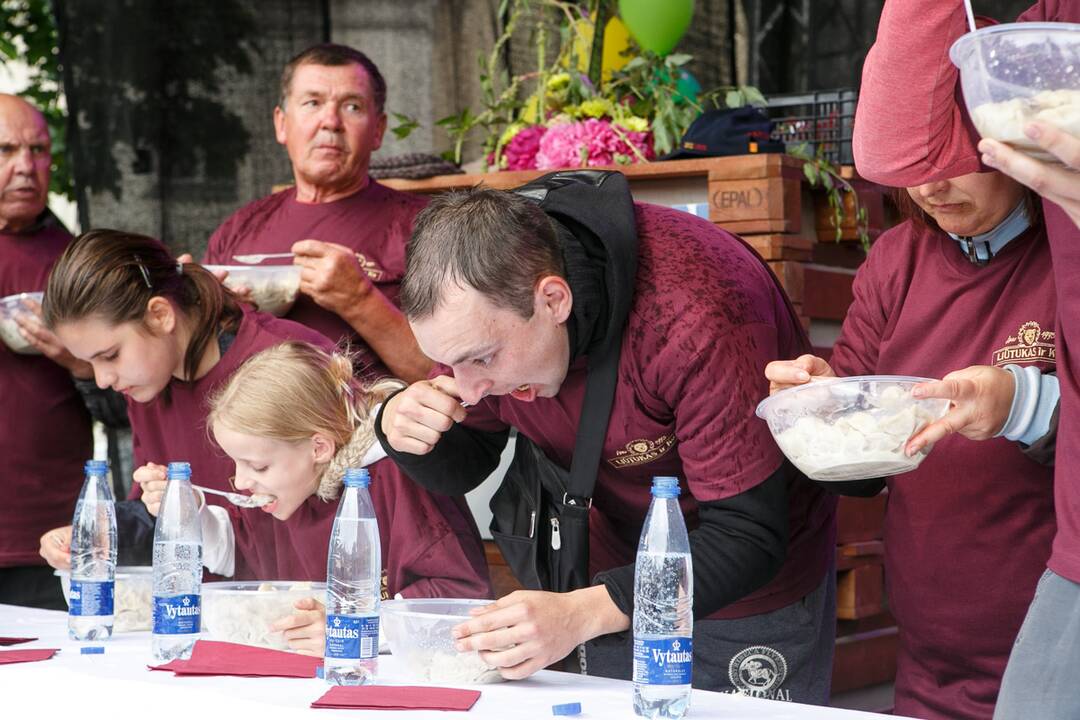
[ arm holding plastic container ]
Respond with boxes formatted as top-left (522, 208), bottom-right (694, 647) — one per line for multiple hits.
top-left (765, 357), bottom-right (1057, 464)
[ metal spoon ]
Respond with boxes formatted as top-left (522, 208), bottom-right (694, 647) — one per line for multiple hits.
top-left (231, 252), bottom-right (294, 264)
top-left (193, 484), bottom-right (275, 509)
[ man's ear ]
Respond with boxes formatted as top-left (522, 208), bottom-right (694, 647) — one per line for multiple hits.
top-left (535, 275), bottom-right (573, 325)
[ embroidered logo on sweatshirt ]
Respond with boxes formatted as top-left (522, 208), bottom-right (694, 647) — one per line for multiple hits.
top-left (354, 251), bottom-right (385, 281)
top-left (608, 435), bottom-right (676, 468)
top-left (993, 321), bottom-right (1056, 366)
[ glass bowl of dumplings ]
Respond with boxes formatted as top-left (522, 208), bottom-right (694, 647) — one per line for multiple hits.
top-left (381, 598), bottom-right (505, 684)
top-left (756, 376), bottom-right (951, 482)
top-left (0, 292), bottom-right (43, 355)
top-left (202, 264), bottom-right (301, 317)
top-left (201, 580), bottom-right (325, 651)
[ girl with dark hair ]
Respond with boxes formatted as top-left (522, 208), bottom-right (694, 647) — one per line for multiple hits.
top-left (35, 231), bottom-right (490, 637)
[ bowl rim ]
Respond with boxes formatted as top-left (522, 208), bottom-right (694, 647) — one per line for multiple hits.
top-left (381, 597), bottom-right (494, 620)
top-left (755, 374), bottom-right (938, 419)
top-left (201, 263), bottom-right (300, 273)
top-left (0, 290), bottom-right (43, 305)
top-left (201, 580), bottom-right (327, 593)
top-left (950, 21), bottom-right (1080, 63)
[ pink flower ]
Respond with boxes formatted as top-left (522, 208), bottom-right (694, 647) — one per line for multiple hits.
top-left (535, 119), bottom-right (653, 170)
top-left (502, 125), bottom-right (546, 171)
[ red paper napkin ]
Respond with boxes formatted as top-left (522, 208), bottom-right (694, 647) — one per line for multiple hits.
top-left (0, 637), bottom-right (36, 646)
top-left (311, 686), bottom-right (482, 711)
top-left (0, 648), bottom-right (58, 665)
top-left (149, 640), bottom-right (321, 678)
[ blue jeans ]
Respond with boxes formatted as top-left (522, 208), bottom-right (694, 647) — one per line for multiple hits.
top-left (994, 569), bottom-right (1080, 719)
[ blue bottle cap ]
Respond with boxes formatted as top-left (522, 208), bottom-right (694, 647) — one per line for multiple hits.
top-left (315, 665), bottom-right (324, 679)
top-left (166, 462), bottom-right (192, 481)
top-left (80, 646), bottom-right (105, 655)
top-left (343, 467), bottom-right (371, 489)
top-left (552, 703), bottom-right (581, 716)
top-left (651, 476), bottom-right (681, 498)
top-left (84, 459), bottom-right (108, 475)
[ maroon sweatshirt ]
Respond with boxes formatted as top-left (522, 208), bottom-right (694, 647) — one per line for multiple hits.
top-left (228, 458), bottom-right (492, 599)
top-left (831, 219), bottom-right (1057, 720)
top-left (0, 219), bottom-right (92, 567)
top-left (852, 0), bottom-right (1080, 598)
top-left (204, 181), bottom-right (428, 380)
top-left (457, 204), bottom-right (837, 619)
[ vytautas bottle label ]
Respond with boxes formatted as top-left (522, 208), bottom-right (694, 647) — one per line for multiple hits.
top-left (69, 580), bottom-right (114, 617)
top-left (633, 637), bottom-right (693, 685)
top-left (325, 614), bottom-right (379, 660)
top-left (153, 594), bottom-right (201, 634)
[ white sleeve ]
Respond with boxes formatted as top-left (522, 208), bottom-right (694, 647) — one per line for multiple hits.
top-left (200, 503), bottom-right (235, 577)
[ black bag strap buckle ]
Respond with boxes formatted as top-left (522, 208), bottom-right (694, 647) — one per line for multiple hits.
top-left (562, 492), bottom-right (593, 509)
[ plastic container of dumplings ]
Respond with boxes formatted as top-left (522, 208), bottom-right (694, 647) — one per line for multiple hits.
top-left (201, 580), bottom-right (324, 650)
top-left (756, 376), bottom-right (951, 482)
top-left (55, 566), bottom-right (154, 632)
top-left (203, 264), bottom-right (301, 317)
top-left (0, 291), bottom-right (44, 354)
top-left (950, 22), bottom-right (1080, 162)
top-left (381, 598), bottom-right (505, 684)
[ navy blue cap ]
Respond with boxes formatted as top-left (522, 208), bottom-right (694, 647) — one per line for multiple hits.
top-left (84, 460), bottom-right (108, 475)
top-left (662, 107), bottom-right (785, 160)
top-left (80, 646), bottom-right (105, 655)
top-left (552, 703), bottom-right (581, 716)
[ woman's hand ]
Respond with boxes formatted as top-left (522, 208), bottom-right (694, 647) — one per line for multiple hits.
top-left (135, 463), bottom-right (169, 516)
top-left (39, 526), bottom-right (72, 569)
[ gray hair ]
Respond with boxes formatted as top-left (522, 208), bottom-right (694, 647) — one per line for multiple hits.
top-left (401, 188), bottom-right (565, 320)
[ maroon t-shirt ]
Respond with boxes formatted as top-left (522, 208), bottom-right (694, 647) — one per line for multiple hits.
top-left (830, 220), bottom-right (1057, 720)
top-left (127, 310), bottom-right (330, 495)
top-left (462, 203), bottom-right (837, 619)
top-left (228, 458), bottom-right (492, 599)
top-left (204, 181), bottom-right (428, 379)
top-left (0, 220), bottom-right (92, 567)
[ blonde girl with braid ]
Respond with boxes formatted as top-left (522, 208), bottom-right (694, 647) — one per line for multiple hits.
top-left (140, 340), bottom-right (491, 656)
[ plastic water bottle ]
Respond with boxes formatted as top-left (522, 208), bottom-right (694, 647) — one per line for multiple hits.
top-left (151, 462), bottom-right (203, 662)
top-left (632, 476), bottom-right (694, 719)
top-left (324, 467), bottom-right (381, 685)
top-left (68, 459), bottom-right (117, 641)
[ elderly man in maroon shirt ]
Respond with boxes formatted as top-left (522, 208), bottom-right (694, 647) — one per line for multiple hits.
top-left (375, 175), bottom-right (838, 702)
top-left (0, 94), bottom-right (93, 609)
top-left (204, 44), bottom-right (430, 383)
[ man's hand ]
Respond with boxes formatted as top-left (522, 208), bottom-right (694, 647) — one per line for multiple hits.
top-left (905, 365), bottom-right (1016, 455)
top-left (292, 239), bottom-right (374, 316)
top-left (39, 526), bottom-right (72, 570)
top-left (980, 122), bottom-right (1080, 230)
top-left (135, 463), bottom-right (169, 517)
top-left (452, 586), bottom-right (630, 680)
top-left (13, 298), bottom-right (93, 379)
top-left (764, 354), bottom-right (836, 395)
top-left (271, 596), bottom-right (326, 657)
top-left (381, 376), bottom-right (467, 455)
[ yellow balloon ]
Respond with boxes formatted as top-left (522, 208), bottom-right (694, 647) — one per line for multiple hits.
top-left (569, 15), bottom-right (632, 80)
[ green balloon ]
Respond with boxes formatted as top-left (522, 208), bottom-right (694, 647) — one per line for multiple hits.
top-left (618, 0), bottom-right (694, 56)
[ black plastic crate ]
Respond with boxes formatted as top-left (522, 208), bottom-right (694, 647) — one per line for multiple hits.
top-left (765, 89), bottom-right (857, 166)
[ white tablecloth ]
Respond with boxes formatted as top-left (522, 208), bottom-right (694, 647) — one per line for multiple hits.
top-left (1, 605), bottom-right (904, 719)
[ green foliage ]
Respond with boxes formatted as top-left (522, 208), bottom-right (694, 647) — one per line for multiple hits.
top-left (390, 112), bottom-right (420, 140)
top-left (789, 141), bottom-right (871, 251)
top-left (0, 0), bottom-right (72, 200)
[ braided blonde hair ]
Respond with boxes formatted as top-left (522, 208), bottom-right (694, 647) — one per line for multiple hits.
top-left (207, 341), bottom-right (404, 501)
